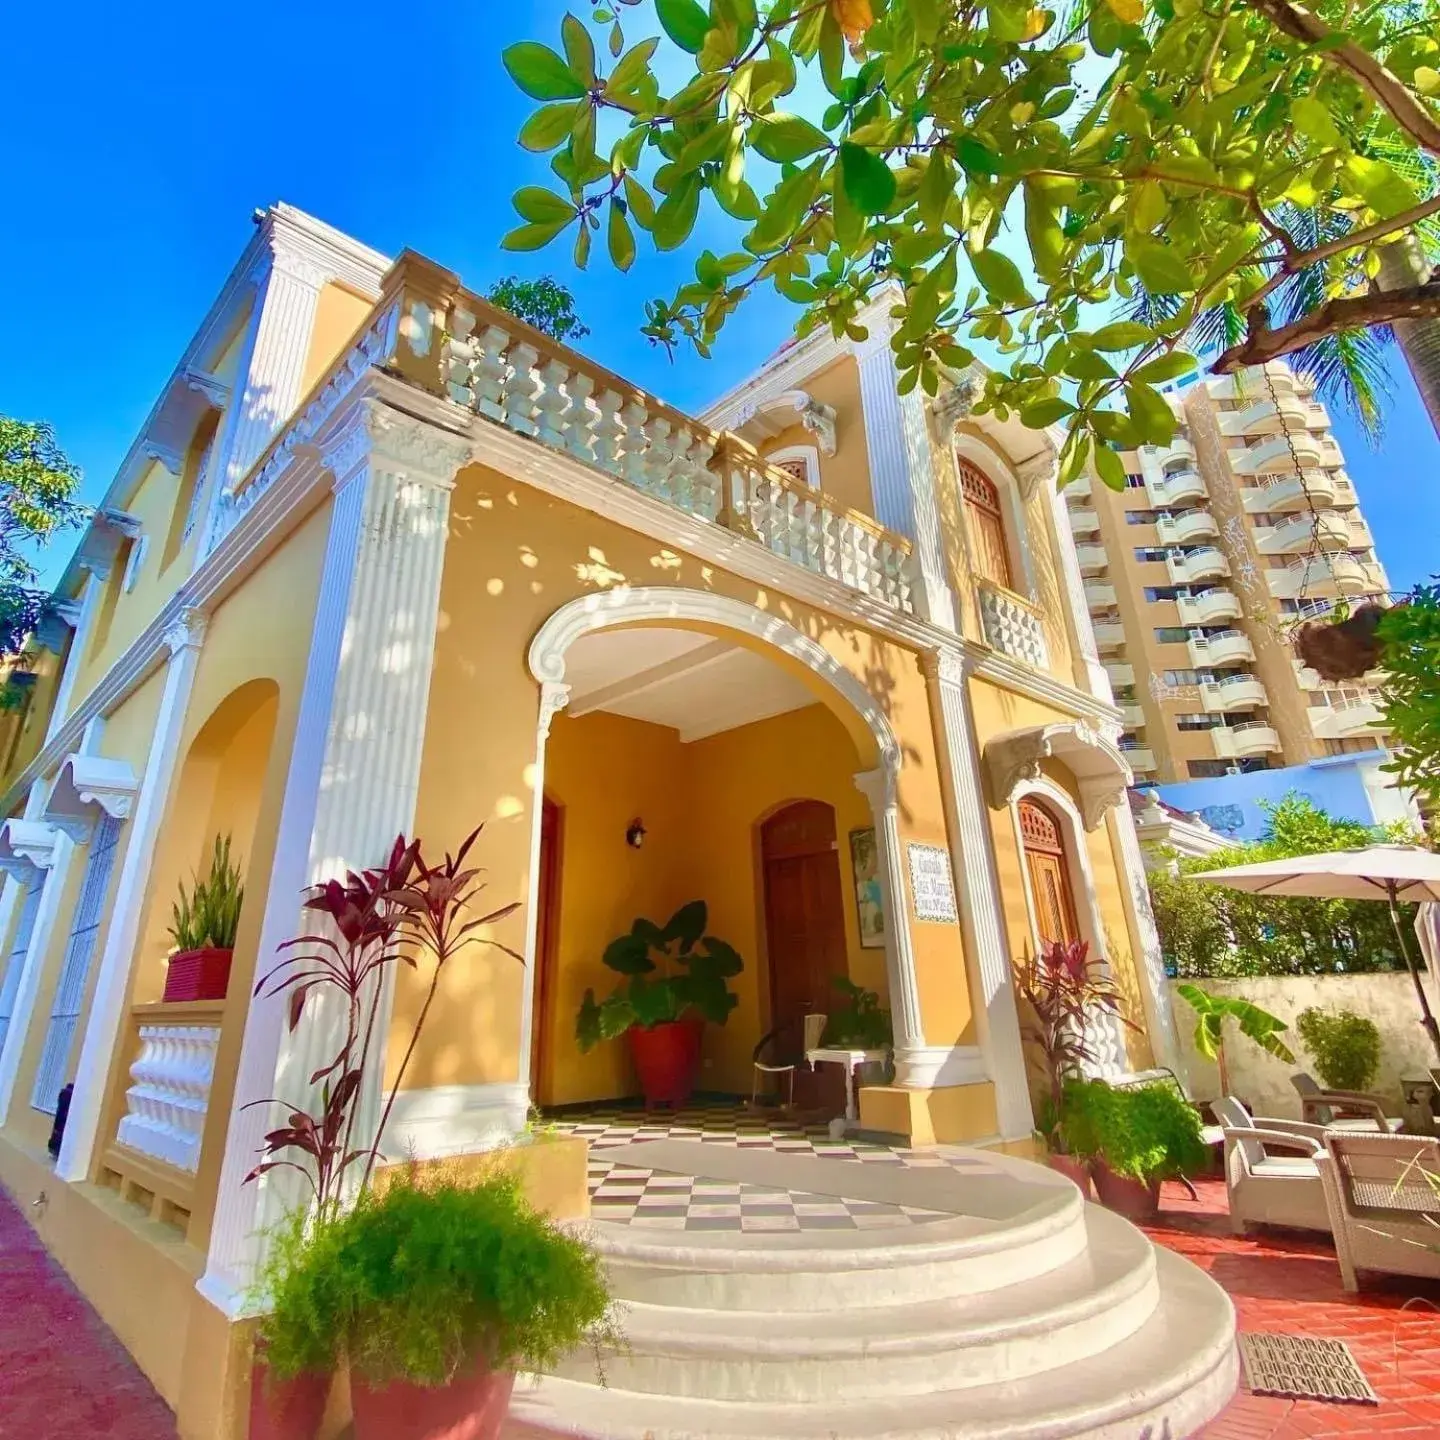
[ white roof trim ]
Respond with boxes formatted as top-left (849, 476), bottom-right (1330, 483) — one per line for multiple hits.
top-left (43, 755), bottom-right (140, 840)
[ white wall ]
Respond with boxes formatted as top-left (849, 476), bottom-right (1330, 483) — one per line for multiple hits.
top-left (1168, 971), bottom-right (1440, 1118)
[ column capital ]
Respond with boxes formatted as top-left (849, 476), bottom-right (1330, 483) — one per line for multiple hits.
top-left (162, 606), bottom-right (208, 655)
top-left (322, 399), bottom-right (472, 491)
top-left (929, 373), bottom-right (981, 435)
top-left (269, 248), bottom-right (331, 292)
top-left (920, 645), bottom-right (971, 688)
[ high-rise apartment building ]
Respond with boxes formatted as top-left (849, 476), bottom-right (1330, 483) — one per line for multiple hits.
top-left (1064, 360), bottom-right (1392, 783)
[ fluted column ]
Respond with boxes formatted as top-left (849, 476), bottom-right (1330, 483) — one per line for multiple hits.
top-left (921, 647), bottom-right (1034, 1140)
top-left (852, 328), bottom-right (957, 631)
top-left (56, 608), bottom-right (208, 1183)
top-left (199, 398), bottom-right (471, 1315)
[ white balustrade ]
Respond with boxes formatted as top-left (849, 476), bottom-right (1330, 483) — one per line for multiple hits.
top-left (977, 582), bottom-right (1049, 668)
top-left (115, 1017), bottom-right (222, 1175)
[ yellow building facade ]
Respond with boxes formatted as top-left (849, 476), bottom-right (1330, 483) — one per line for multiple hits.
top-left (0, 205), bottom-right (1181, 1437)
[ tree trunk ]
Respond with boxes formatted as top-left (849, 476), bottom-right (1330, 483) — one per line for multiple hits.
top-left (1378, 235), bottom-right (1440, 442)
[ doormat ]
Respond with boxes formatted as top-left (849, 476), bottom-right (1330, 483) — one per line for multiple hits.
top-left (1239, 1333), bottom-right (1379, 1404)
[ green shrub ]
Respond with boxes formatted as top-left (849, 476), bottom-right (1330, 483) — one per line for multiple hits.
top-left (256, 1170), bottom-right (614, 1385)
top-left (819, 977), bottom-right (892, 1049)
top-left (1296, 1006), bottom-right (1382, 1092)
top-left (1051, 1077), bottom-right (1207, 1184)
top-left (168, 834), bottom-right (244, 951)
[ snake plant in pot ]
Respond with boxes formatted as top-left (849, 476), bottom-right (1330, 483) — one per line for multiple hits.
top-left (162, 834), bottom-right (244, 1002)
top-left (576, 900), bottom-right (743, 1108)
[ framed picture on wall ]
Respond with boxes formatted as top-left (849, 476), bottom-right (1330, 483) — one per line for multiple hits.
top-left (849, 826), bottom-right (886, 949)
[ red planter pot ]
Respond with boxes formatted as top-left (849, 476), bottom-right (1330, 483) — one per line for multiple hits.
top-left (351, 1365), bottom-right (515, 1440)
top-left (1091, 1159), bottom-right (1161, 1221)
top-left (248, 1360), bottom-right (328, 1440)
top-left (1046, 1152), bottom-right (1093, 1199)
top-left (627, 1017), bottom-right (704, 1109)
top-left (162, 946), bottom-right (234, 1003)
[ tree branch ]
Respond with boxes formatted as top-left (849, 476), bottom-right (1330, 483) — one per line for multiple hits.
top-left (1240, 0), bottom-right (1440, 158)
top-left (1211, 282), bottom-right (1440, 370)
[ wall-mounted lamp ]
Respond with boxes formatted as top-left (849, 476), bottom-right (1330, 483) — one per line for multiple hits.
top-left (625, 818), bottom-right (647, 849)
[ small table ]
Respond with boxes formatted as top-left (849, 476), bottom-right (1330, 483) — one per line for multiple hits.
top-left (805, 1046), bottom-right (888, 1135)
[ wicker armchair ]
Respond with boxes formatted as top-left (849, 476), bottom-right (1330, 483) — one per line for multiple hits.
top-left (1220, 1108), bottom-right (1331, 1234)
top-left (1318, 1132), bottom-right (1440, 1292)
top-left (1292, 1073), bottom-right (1396, 1133)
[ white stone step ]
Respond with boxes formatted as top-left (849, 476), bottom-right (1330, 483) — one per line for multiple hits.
top-left (507, 1246), bottom-right (1236, 1439)
top-left (555, 1208), bottom-right (1158, 1400)
top-left (587, 1179), bottom-right (1087, 1311)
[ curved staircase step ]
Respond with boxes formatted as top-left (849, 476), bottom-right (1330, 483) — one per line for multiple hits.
top-left (555, 1209), bottom-right (1158, 1400)
top-left (508, 1247), bottom-right (1236, 1439)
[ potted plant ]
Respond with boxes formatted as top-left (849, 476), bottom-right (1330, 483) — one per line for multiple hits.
top-left (244, 824), bottom-right (613, 1439)
top-left (575, 901), bottom-right (743, 1108)
top-left (1175, 982), bottom-right (1295, 1101)
top-left (162, 833), bottom-right (244, 1002)
top-left (1296, 1006), bottom-right (1382, 1092)
top-left (821, 977), bottom-right (893, 1083)
top-left (1015, 939), bottom-right (1131, 1196)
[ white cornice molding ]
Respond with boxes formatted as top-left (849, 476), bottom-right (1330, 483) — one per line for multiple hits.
top-left (43, 754), bottom-right (141, 840)
top-left (983, 721), bottom-right (1132, 830)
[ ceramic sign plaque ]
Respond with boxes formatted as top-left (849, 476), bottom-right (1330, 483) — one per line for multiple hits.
top-left (907, 842), bottom-right (957, 923)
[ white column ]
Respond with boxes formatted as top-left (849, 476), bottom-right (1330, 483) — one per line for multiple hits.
top-left (55, 609), bottom-right (207, 1182)
top-left (921, 647), bottom-right (1034, 1140)
top-left (852, 329), bottom-right (957, 631)
top-left (1107, 807), bottom-right (1183, 1075)
top-left (0, 825), bottom-right (71, 1125)
top-left (199, 398), bottom-right (470, 1315)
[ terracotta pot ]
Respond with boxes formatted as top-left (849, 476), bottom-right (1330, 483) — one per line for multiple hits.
top-left (248, 1359), bottom-right (328, 1440)
top-left (351, 1364), bottom-right (515, 1440)
top-left (1046, 1152), bottom-right (1093, 1199)
top-left (627, 1016), bottom-right (704, 1109)
top-left (162, 946), bottom-right (234, 1002)
top-left (1091, 1159), bottom-right (1161, 1221)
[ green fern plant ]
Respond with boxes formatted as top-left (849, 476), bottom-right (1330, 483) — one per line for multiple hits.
top-left (168, 834), bottom-right (244, 951)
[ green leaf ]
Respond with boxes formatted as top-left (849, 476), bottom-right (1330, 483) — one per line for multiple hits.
top-left (653, 177), bottom-right (701, 250)
top-left (1094, 443), bottom-right (1126, 491)
top-left (1090, 321), bottom-right (1153, 352)
top-left (1023, 178), bottom-right (1066, 285)
top-left (608, 199), bottom-right (636, 271)
top-left (1019, 397), bottom-right (1075, 427)
top-left (656, 0), bottom-right (712, 52)
top-left (1125, 382), bottom-right (1177, 445)
top-left (513, 186), bottom-right (577, 224)
top-left (624, 175), bottom-right (657, 230)
top-left (970, 247), bottom-right (1031, 305)
top-left (561, 13), bottom-right (597, 84)
top-left (839, 142), bottom-right (896, 216)
top-left (503, 42), bottom-right (588, 100)
top-left (603, 932), bottom-right (656, 975)
top-left (1132, 351), bottom-right (1197, 385)
top-left (607, 37), bottom-right (659, 95)
top-left (1342, 155), bottom-right (1419, 217)
top-left (1128, 239), bottom-right (1194, 295)
top-left (1291, 95), bottom-right (1345, 150)
top-left (664, 899), bottom-right (708, 951)
top-left (501, 219), bottom-right (571, 252)
top-left (519, 102), bottom-right (584, 152)
top-left (749, 112), bottom-right (831, 163)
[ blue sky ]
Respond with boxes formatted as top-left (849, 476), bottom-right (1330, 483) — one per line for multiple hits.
top-left (5, 1), bottom-right (1438, 591)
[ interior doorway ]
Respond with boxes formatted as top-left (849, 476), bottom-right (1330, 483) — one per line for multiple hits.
top-left (1019, 797), bottom-right (1080, 944)
top-left (530, 796), bottom-right (562, 1105)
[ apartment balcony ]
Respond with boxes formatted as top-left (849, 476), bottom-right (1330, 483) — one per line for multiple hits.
top-left (1176, 589), bottom-right (1243, 626)
top-left (975, 581), bottom-right (1049, 669)
top-left (1147, 468), bottom-right (1207, 508)
top-left (1068, 504), bottom-right (1101, 536)
top-left (1092, 620), bottom-right (1128, 650)
top-left (1212, 723), bottom-right (1282, 759)
top-left (1232, 432), bottom-right (1324, 476)
top-left (1166, 547), bottom-right (1231, 586)
top-left (1188, 630), bottom-right (1255, 669)
top-left (1085, 581), bottom-right (1118, 608)
top-left (1347, 513), bottom-right (1374, 547)
top-left (1319, 438), bottom-right (1344, 467)
top-left (1267, 553), bottom-right (1385, 600)
top-left (1220, 394), bottom-right (1312, 437)
top-left (1120, 703), bottom-right (1146, 728)
top-left (1309, 696), bottom-right (1386, 740)
top-left (1105, 661), bottom-right (1136, 687)
top-left (1119, 743), bottom-right (1157, 773)
top-left (1200, 673), bottom-right (1269, 712)
top-left (1069, 471), bottom-right (1092, 497)
top-left (1156, 509), bottom-right (1218, 546)
top-left (1212, 363), bottom-right (1301, 400)
top-left (1075, 542), bottom-right (1109, 574)
top-left (1243, 469), bottom-right (1339, 512)
top-left (1254, 510), bottom-right (1352, 555)
top-left (1156, 436), bottom-right (1197, 470)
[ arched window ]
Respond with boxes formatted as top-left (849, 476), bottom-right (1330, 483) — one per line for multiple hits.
top-left (1018, 797), bottom-right (1080, 944)
top-left (959, 458), bottom-right (1013, 589)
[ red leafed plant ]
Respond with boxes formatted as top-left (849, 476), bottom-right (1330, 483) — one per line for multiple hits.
top-left (244, 825), bottom-right (520, 1215)
top-left (1015, 938), bottom-right (1130, 1153)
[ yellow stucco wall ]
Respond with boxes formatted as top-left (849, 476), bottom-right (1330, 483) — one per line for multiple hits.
top-left (402, 464), bottom-right (973, 1101)
top-left (301, 282), bottom-right (375, 396)
top-left (758, 354), bottom-right (874, 517)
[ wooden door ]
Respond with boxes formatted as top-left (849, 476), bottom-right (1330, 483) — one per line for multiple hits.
top-left (530, 797), bottom-right (562, 1105)
top-left (1018, 798), bottom-right (1080, 944)
top-left (761, 801), bottom-right (848, 1038)
top-left (959, 459), bottom-right (1014, 589)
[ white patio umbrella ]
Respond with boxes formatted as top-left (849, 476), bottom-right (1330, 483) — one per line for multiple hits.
top-left (1190, 845), bottom-right (1440, 1062)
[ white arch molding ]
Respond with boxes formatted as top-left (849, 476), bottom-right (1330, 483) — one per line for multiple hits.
top-left (1008, 776), bottom-right (1130, 1078)
top-left (522, 586), bottom-right (949, 1092)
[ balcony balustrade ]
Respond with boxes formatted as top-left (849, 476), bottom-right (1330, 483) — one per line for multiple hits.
top-left (1212, 723), bottom-right (1281, 758)
top-left (976, 581), bottom-right (1049, 669)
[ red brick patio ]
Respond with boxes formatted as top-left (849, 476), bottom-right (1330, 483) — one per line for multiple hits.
top-left (3, 1176), bottom-right (1440, 1438)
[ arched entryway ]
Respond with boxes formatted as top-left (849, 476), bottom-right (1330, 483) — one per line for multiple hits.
top-left (1018, 797), bottom-right (1081, 945)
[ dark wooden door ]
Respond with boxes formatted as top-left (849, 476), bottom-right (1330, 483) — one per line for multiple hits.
top-left (1019, 798), bottom-right (1080, 944)
top-left (761, 801), bottom-right (848, 1037)
top-left (530, 797), bottom-right (562, 1105)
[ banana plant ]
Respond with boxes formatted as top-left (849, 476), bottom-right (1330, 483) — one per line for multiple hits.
top-left (1175, 983), bottom-right (1296, 1098)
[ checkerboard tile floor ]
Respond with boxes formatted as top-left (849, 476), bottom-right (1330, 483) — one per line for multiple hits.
top-left (587, 1160), bottom-right (956, 1231)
